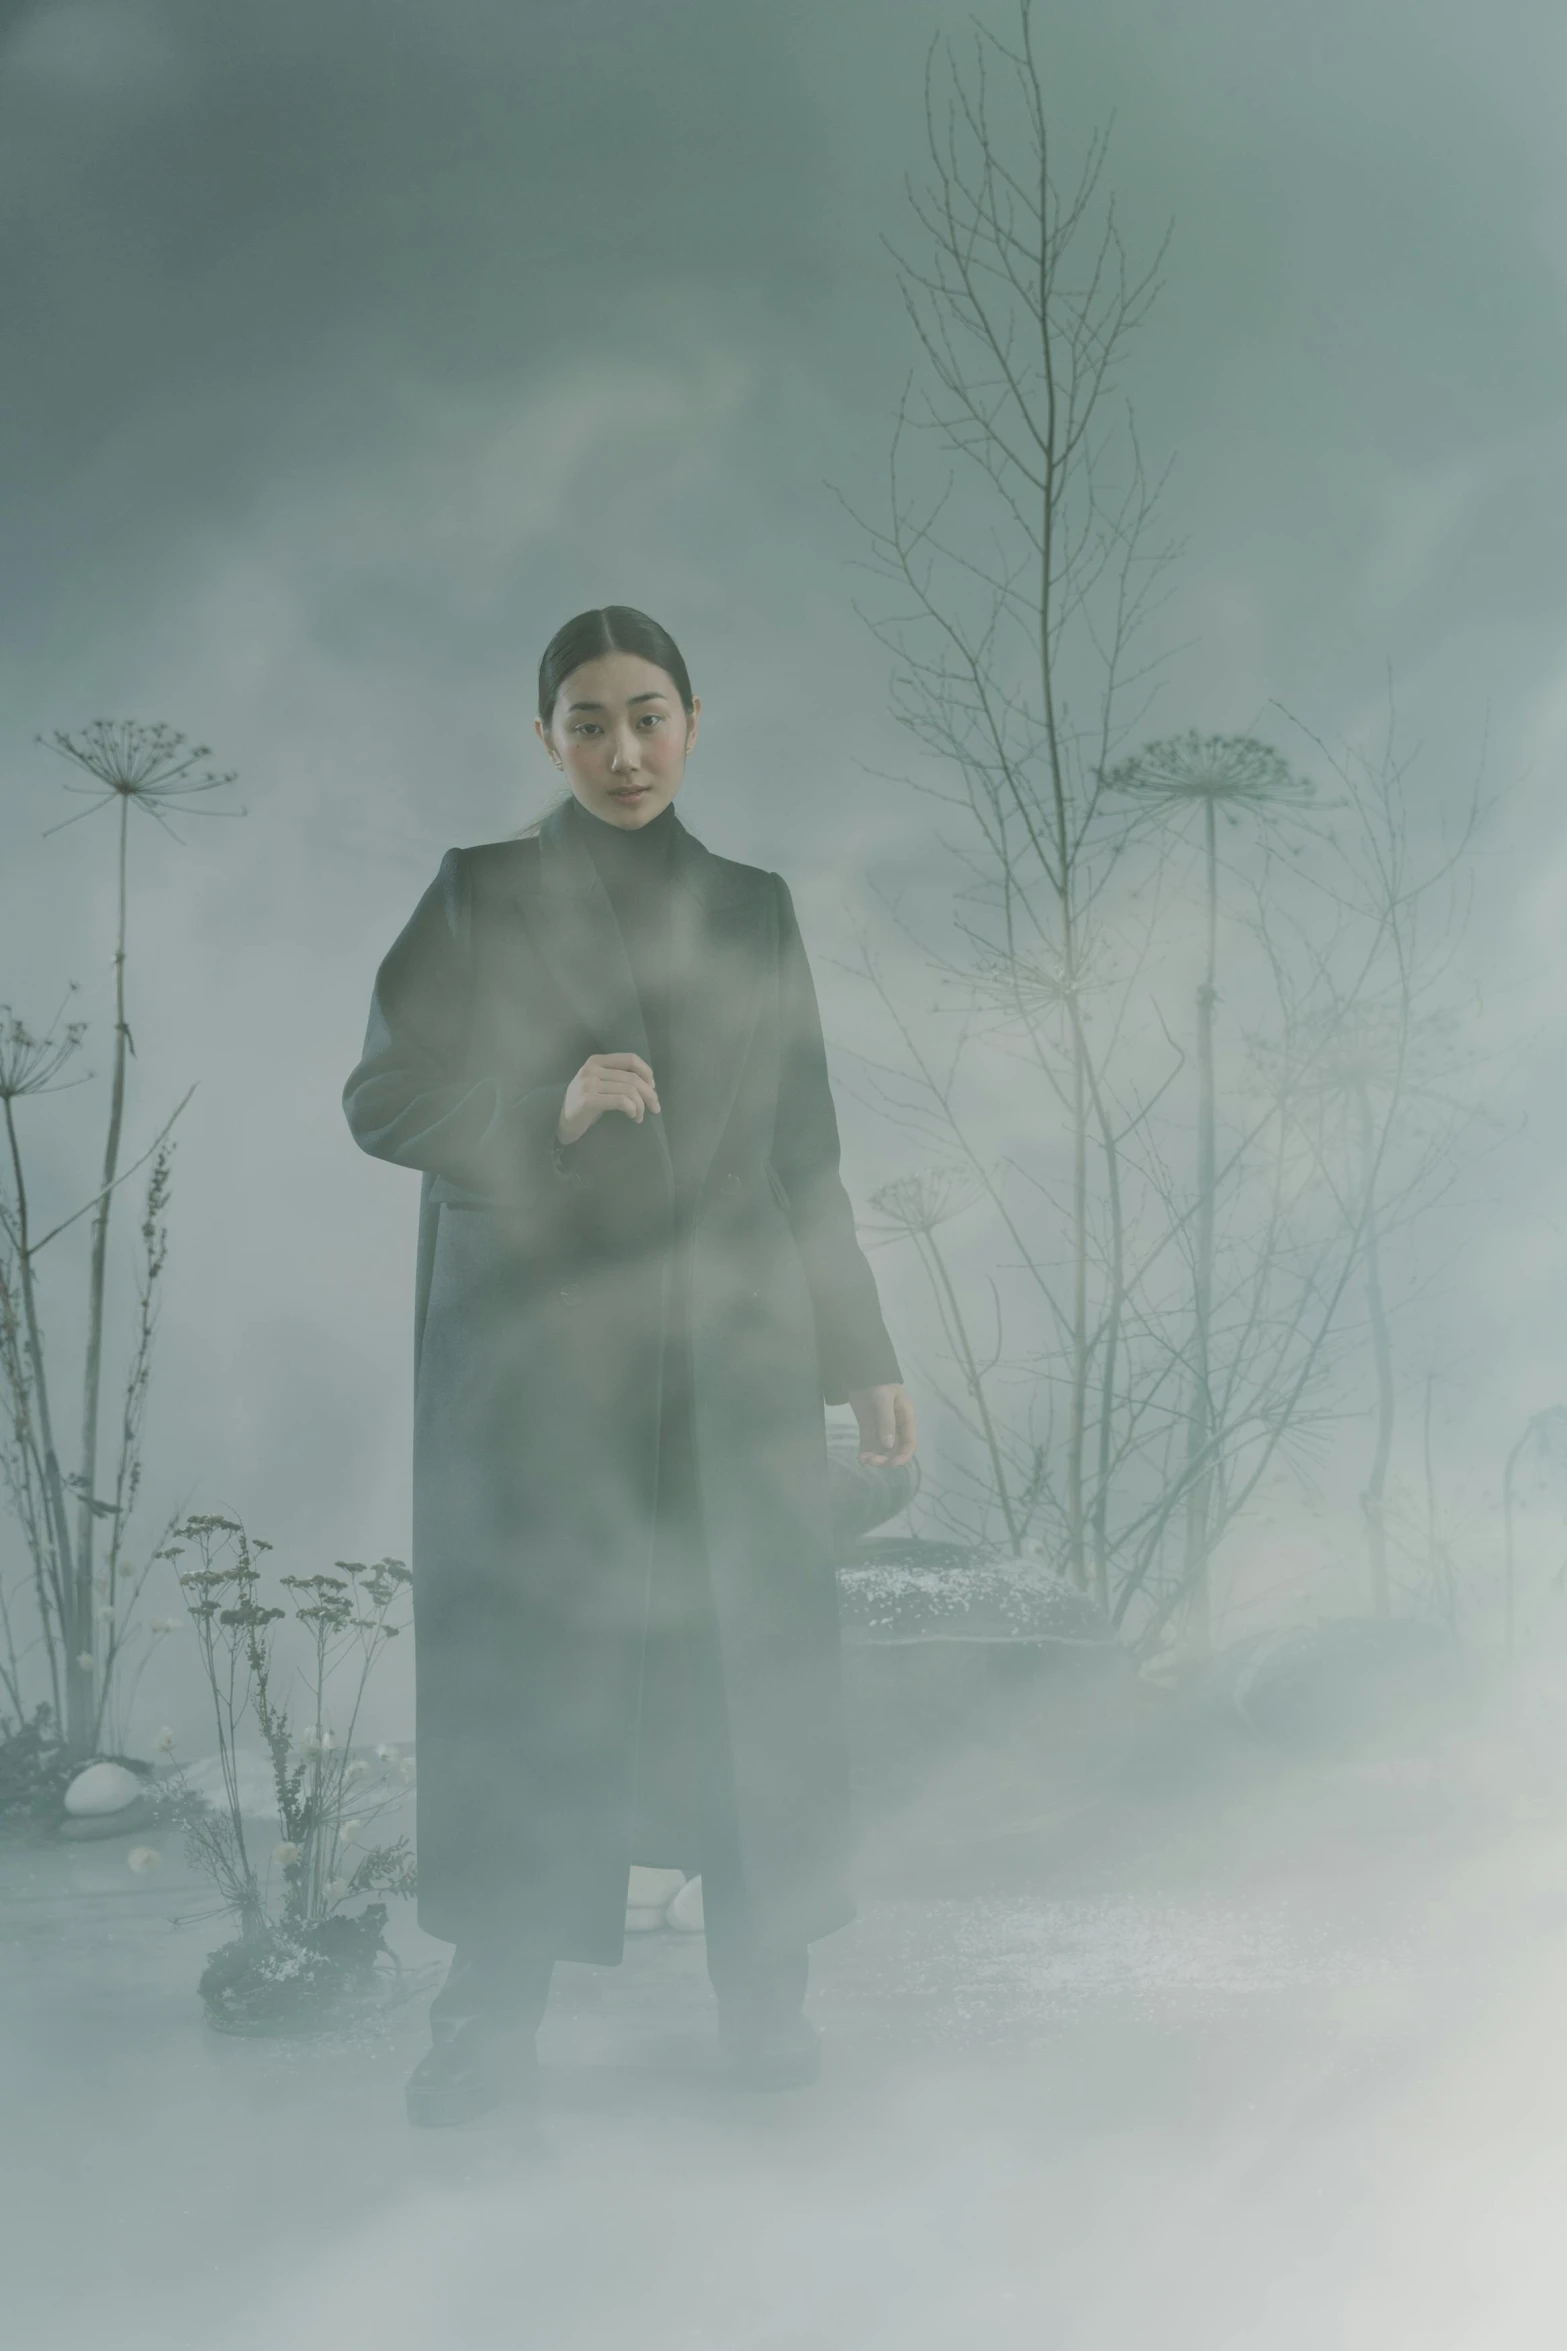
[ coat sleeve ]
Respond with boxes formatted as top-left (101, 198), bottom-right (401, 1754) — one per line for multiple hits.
top-left (768, 874), bottom-right (902, 1405)
top-left (342, 847), bottom-right (574, 1195)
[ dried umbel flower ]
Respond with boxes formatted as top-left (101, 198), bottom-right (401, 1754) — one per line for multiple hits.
top-left (41, 720), bottom-right (240, 838)
top-left (869, 1167), bottom-right (984, 1239)
top-left (1265, 999), bottom-right (1457, 1116)
top-left (0, 1006), bottom-right (86, 1102)
top-left (273, 1842), bottom-right (301, 1869)
top-left (127, 1847), bottom-right (159, 1874)
top-left (153, 1727), bottom-right (175, 1754)
top-left (970, 946), bottom-right (1077, 1019)
top-left (1103, 731), bottom-right (1313, 818)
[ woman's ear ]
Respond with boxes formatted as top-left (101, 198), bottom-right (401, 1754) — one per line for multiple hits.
top-left (534, 715), bottom-right (563, 770)
top-left (685, 696), bottom-right (702, 752)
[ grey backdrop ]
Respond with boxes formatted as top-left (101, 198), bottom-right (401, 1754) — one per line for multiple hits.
top-left (3, 0), bottom-right (1565, 1741)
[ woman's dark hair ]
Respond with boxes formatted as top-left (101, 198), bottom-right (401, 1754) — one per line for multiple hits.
top-left (537, 606), bottom-right (694, 726)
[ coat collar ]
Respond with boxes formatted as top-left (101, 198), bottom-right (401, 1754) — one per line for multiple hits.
top-left (535, 794), bottom-right (755, 911)
top-left (526, 798), bottom-right (770, 1197)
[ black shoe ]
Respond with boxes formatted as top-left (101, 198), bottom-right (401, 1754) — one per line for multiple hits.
top-left (718, 2005), bottom-right (822, 2091)
top-left (405, 2017), bottom-right (538, 2128)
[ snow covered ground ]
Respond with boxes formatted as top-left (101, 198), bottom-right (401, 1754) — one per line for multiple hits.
top-left (6, 1788), bottom-right (1567, 2350)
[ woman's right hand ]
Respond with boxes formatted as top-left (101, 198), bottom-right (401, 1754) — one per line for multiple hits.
top-left (556, 1052), bottom-right (661, 1146)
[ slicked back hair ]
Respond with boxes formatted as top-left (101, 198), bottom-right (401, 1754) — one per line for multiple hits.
top-left (536, 605), bottom-right (695, 727)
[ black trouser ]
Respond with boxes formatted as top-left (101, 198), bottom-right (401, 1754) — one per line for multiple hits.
top-left (428, 1845), bottom-right (808, 2038)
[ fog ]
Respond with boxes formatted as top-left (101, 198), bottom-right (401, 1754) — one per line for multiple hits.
top-left (6, 0), bottom-right (1567, 2342)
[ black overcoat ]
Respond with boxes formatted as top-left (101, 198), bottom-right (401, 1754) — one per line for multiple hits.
top-left (343, 800), bottom-right (900, 1960)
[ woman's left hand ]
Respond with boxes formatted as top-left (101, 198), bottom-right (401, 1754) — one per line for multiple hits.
top-left (849, 1384), bottom-right (917, 1468)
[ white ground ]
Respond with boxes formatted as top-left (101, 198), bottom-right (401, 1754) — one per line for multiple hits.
top-left (6, 1781), bottom-right (1567, 2350)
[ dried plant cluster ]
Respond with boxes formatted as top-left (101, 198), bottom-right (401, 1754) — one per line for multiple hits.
top-left (157, 1515), bottom-right (416, 2028)
top-left (0, 720), bottom-right (239, 1770)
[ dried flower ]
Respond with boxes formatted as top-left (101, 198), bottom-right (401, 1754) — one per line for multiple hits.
top-left (153, 1726), bottom-right (175, 1754)
top-left (74, 1650), bottom-right (94, 1671)
top-left (868, 1168), bottom-right (984, 1239)
top-left (148, 1617), bottom-right (182, 1635)
top-left (41, 720), bottom-right (240, 840)
top-left (1103, 731), bottom-right (1313, 817)
top-left (163, 1508), bottom-right (413, 1960)
top-left (0, 1006), bottom-right (87, 1102)
top-left (127, 1847), bottom-right (159, 1873)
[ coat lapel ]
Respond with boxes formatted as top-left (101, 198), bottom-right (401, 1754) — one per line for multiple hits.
top-left (529, 799), bottom-right (651, 1064)
top-left (526, 800), bottom-right (670, 1189)
top-left (664, 818), bottom-right (771, 1195)
top-left (528, 800), bottom-right (769, 1201)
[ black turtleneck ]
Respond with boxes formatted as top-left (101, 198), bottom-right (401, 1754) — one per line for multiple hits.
top-left (566, 794), bottom-right (681, 1102)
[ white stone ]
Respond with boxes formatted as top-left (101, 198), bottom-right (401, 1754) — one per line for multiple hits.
top-left (666, 1875), bottom-right (705, 1933)
top-left (63, 1762), bottom-right (145, 1817)
top-left (627, 1865), bottom-right (685, 1908)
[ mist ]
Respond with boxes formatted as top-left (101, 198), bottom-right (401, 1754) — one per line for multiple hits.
top-left (6, 0), bottom-right (1567, 2343)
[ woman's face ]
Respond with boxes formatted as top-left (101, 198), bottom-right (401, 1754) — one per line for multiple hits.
top-left (535, 651), bottom-right (700, 829)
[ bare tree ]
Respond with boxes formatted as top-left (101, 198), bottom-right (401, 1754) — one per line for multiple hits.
top-left (843, 0), bottom-right (1173, 1602)
top-left (848, 11), bottom-right (1494, 1658)
top-left (1503, 1407), bottom-right (1567, 1672)
top-left (866, 1169), bottom-right (1024, 1550)
top-left (1103, 733), bottom-right (1314, 1637)
top-left (1259, 711), bottom-right (1495, 1615)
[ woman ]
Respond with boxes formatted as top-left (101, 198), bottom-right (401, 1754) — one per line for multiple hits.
top-left (344, 606), bottom-right (915, 2127)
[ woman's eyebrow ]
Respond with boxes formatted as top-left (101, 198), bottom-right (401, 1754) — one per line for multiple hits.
top-left (566, 690), bottom-right (670, 713)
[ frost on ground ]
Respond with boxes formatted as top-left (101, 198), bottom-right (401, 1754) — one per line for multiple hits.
top-left (877, 1892), bottom-right (1410, 2027)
